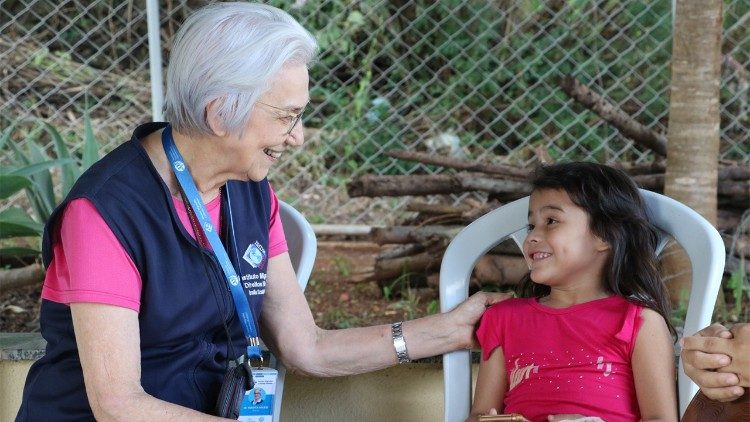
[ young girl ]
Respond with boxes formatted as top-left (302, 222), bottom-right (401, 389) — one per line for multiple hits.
top-left (470, 162), bottom-right (678, 422)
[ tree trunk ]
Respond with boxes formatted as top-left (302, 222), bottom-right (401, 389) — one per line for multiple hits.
top-left (665, 0), bottom-right (723, 222)
top-left (664, 0), bottom-right (723, 312)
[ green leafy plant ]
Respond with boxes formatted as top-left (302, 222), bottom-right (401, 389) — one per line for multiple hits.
top-left (386, 287), bottom-right (421, 321)
top-left (726, 257), bottom-right (749, 320)
top-left (382, 272), bottom-right (413, 301)
top-left (0, 110), bottom-right (101, 259)
top-left (331, 256), bottom-right (351, 277)
top-left (426, 299), bottom-right (440, 315)
top-left (670, 289), bottom-right (690, 329)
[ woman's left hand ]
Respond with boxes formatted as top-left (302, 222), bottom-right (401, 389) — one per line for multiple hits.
top-left (449, 291), bottom-right (511, 349)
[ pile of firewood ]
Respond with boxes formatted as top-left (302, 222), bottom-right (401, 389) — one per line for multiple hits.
top-left (346, 151), bottom-right (748, 291)
top-left (345, 75), bottom-right (749, 292)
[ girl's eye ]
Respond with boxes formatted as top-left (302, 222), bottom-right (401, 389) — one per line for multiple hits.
top-left (526, 224), bottom-right (534, 232)
top-left (546, 218), bottom-right (558, 225)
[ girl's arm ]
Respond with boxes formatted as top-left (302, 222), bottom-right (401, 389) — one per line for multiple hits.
top-left (632, 308), bottom-right (679, 421)
top-left (468, 347), bottom-right (507, 422)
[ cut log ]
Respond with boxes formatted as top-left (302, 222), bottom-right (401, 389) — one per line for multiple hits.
top-left (386, 150), bottom-right (530, 179)
top-left (721, 164), bottom-right (750, 181)
top-left (632, 174), bottom-right (749, 200)
top-left (0, 263), bottom-right (44, 291)
top-left (370, 225), bottom-right (462, 245)
top-left (372, 252), bottom-right (441, 281)
top-left (348, 173), bottom-right (531, 197)
top-left (377, 243), bottom-right (426, 260)
top-left (405, 200), bottom-right (471, 215)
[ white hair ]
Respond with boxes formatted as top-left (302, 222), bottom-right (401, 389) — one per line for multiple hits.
top-left (163, 2), bottom-right (317, 137)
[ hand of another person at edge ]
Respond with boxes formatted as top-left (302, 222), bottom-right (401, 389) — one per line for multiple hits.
top-left (547, 415), bottom-right (604, 422)
top-left (681, 323), bottom-right (747, 402)
top-left (725, 324), bottom-right (750, 386)
top-left (450, 291), bottom-right (511, 349)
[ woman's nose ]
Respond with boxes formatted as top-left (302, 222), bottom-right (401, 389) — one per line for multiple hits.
top-left (286, 121), bottom-right (305, 146)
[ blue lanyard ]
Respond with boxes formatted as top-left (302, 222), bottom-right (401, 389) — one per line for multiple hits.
top-left (162, 125), bottom-right (261, 361)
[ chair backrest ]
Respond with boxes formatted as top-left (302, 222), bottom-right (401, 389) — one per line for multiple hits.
top-left (439, 189), bottom-right (725, 421)
top-left (279, 201), bottom-right (318, 291)
top-left (271, 201), bottom-right (318, 421)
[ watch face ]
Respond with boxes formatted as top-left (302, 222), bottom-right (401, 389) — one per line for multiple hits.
top-left (394, 336), bottom-right (407, 351)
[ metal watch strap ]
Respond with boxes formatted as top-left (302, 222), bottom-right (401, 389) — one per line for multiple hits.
top-left (391, 321), bottom-right (411, 364)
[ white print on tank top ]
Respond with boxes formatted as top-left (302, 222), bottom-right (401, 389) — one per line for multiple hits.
top-left (509, 359), bottom-right (539, 390)
top-left (596, 356), bottom-right (612, 377)
top-left (508, 354), bottom-right (614, 390)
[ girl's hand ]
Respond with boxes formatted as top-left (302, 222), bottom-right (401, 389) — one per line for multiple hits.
top-left (547, 415), bottom-right (604, 422)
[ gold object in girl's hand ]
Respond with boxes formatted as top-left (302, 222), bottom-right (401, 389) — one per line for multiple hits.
top-left (478, 414), bottom-right (530, 422)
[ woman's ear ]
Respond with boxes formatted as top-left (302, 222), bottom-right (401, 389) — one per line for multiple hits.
top-left (205, 99), bottom-right (227, 137)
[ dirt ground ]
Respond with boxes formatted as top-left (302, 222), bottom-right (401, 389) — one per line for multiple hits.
top-left (0, 241), bottom-right (434, 332)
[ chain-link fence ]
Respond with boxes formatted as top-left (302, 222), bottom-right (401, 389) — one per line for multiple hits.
top-left (2, 0), bottom-right (748, 224)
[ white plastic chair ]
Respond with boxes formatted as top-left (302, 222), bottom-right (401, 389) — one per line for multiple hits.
top-left (439, 189), bottom-right (725, 421)
top-left (270, 201), bottom-right (318, 422)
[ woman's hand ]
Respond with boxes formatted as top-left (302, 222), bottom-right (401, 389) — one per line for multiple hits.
top-left (681, 323), bottom-right (747, 402)
top-left (449, 291), bottom-right (512, 349)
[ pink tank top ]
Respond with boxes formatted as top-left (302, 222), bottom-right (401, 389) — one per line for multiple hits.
top-left (476, 296), bottom-right (644, 422)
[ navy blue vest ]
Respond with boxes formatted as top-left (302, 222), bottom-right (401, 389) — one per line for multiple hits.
top-left (17, 123), bottom-right (271, 420)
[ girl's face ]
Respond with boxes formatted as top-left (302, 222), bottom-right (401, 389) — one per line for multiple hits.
top-left (523, 188), bottom-right (610, 290)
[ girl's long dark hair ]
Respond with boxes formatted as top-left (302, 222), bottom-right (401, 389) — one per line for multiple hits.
top-left (516, 162), bottom-right (676, 337)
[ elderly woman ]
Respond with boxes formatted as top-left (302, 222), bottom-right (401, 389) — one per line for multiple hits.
top-left (16, 3), bottom-right (504, 420)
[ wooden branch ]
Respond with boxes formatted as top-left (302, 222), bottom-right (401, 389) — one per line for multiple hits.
top-left (616, 161), bottom-right (667, 176)
top-left (721, 164), bottom-right (750, 181)
top-left (0, 263), bottom-right (44, 291)
top-left (348, 173), bottom-right (531, 197)
top-left (560, 75), bottom-right (668, 156)
top-left (386, 150), bottom-right (531, 179)
top-left (632, 174), bottom-right (749, 200)
top-left (370, 225), bottom-right (462, 245)
top-left (405, 200), bottom-right (471, 215)
top-left (377, 243), bottom-right (426, 260)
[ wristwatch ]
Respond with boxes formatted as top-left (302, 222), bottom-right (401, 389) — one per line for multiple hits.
top-left (391, 321), bottom-right (411, 364)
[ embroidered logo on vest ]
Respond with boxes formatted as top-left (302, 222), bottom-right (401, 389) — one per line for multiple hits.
top-left (243, 241), bottom-right (267, 269)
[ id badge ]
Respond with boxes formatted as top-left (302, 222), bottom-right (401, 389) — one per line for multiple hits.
top-left (238, 367), bottom-right (278, 421)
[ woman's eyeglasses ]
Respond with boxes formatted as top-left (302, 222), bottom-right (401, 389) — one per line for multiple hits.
top-left (256, 101), bottom-right (307, 135)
